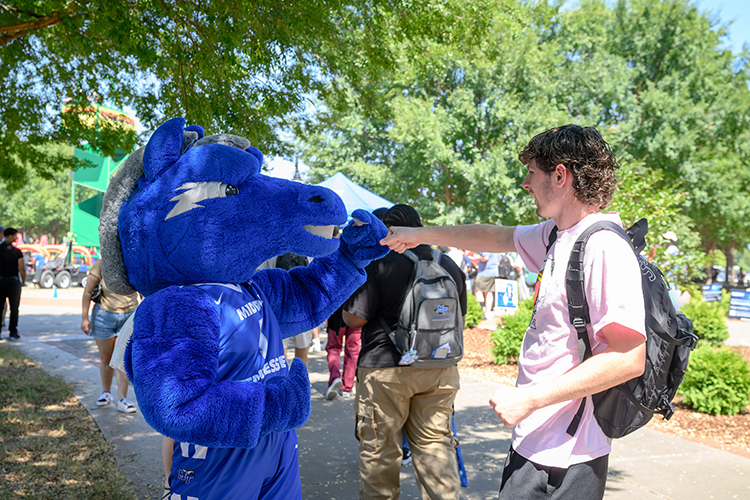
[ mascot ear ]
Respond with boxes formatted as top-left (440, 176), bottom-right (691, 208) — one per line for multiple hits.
top-left (143, 117), bottom-right (189, 181)
top-left (182, 125), bottom-right (205, 154)
top-left (246, 146), bottom-right (264, 173)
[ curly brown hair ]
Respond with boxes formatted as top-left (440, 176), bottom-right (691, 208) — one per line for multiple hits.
top-left (518, 125), bottom-right (619, 209)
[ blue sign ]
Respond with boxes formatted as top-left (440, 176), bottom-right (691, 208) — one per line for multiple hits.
top-left (702, 283), bottom-right (723, 302)
top-left (728, 289), bottom-right (750, 320)
top-left (495, 278), bottom-right (518, 311)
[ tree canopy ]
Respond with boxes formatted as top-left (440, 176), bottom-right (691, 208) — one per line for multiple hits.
top-left (300, 0), bottom-right (750, 282)
top-left (1, 0), bottom-right (510, 188)
top-left (0, 143), bottom-right (76, 241)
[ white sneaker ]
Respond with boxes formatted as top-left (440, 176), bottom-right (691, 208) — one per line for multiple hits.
top-left (326, 378), bottom-right (342, 400)
top-left (310, 338), bottom-right (322, 352)
top-left (161, 478), bottom-right (170, 500)
top-left (117, 398), bottom-right (137, 413)
top-left (96, 392), bottom-right (112, 407)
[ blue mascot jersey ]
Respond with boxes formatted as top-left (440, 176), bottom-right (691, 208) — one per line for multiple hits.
top-left (169, 281), bottom-right (302, 499)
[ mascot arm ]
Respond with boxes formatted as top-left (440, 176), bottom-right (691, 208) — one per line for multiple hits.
top-left (254, 209), bottom-right (389, 336)
top-left (124, 286), bottom-right (310, 448)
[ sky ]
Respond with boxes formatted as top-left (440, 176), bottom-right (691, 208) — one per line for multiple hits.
top-left (696, 0), bottom-right (750, 54)
top-left (265, 0), bottom-right (750, 181)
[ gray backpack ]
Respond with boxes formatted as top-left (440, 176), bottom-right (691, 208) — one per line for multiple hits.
top-left (379, 249), bottom-right (463, 368)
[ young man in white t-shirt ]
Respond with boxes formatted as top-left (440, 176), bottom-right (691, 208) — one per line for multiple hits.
top-left (380, 124), bottom-right (646, 499)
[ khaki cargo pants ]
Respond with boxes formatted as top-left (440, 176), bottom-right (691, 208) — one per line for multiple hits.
top-left (355, 365), bottom-right (460, 500)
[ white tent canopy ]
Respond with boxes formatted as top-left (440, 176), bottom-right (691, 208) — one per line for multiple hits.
top-left (316, 172), bottom-right (394, 218)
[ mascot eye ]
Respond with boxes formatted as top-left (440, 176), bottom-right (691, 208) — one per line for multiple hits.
top-left (225, 185), bottom-right (238, 196)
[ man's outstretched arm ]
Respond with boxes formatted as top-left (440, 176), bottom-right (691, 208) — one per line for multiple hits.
top-left (380, 224), bottom-right (517, 254)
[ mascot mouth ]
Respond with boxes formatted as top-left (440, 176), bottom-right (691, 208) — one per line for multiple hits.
top-left (304, 224), bottom-right (336, 239)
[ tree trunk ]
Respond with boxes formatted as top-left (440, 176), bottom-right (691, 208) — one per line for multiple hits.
top-left (704, 241), bottom-right (717, 284)
top-left (725, 242), bottom-right (737, 284)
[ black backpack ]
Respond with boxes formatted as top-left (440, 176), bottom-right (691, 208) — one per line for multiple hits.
top-left (550, 218), bottom-right (698, 439)
top-left (497, 253), bottom-right (514, 279)
top-left (275, 252), bottom-right (310, 271)
top-left (379, 249), bottom-right (463, 368)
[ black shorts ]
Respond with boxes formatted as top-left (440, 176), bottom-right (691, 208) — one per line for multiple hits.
top-left (498, 446), bottom-right (608, 500)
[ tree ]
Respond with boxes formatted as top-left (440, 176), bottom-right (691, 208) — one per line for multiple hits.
top-left (610, 166), bottom-right (708, 285)
top-left (302, 1), bottom-right (558, 225)
top-left (301, 0), bottom-right (750, 276)
top-left (0, 143), bottom-right (76, 241)
top-left (602, 0), bottom-right (750, 281)
top-left (1, 0), bottom-right (495, 188)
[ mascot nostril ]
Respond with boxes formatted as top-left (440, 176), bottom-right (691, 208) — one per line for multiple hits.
top-left (99, 117), bottom-right (390, 499)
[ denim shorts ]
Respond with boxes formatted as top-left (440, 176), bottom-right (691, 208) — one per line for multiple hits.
top-left (90, 304), bottom-right (134, 340)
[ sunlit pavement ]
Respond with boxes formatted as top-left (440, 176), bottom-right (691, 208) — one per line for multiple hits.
top-left (6, 286), bottom-right (750, 499)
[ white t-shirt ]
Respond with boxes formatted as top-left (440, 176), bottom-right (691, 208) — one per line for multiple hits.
top-left (511, 212), bottom-right (646, 468)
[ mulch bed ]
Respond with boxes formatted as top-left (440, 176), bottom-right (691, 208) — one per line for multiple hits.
top-left (458, 327), bottom-right (750, 459)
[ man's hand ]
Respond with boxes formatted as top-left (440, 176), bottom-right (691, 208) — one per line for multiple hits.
top-left (489, 324), bottom-right (646, 428)
top-left (489, 386), bottom-right (539, 427)
top-left (379, 226), bottom-right (422, 254)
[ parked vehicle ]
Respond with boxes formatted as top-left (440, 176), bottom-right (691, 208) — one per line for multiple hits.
top-left (27, 241), bottom-right (91, 289)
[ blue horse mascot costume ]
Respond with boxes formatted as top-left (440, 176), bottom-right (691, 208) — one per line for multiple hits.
top-left (98, 117), bottom-right (389, 499)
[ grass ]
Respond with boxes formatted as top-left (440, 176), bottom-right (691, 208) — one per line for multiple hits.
top-left (0, 345), bottom-right (137, 500)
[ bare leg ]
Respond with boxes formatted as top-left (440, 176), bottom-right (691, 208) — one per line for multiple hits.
top-left (162, 436), bottom-right (174, 497)
top-left (295, 346), bottom-right (309, 365)
top-left (115, 368), bottom-right (130, 400)
top-left (94, 337), bottom-right (117, 393)
top-left (310, 325), bottom-right (322, 351)
top-left (483, 291), bottom-right (495, 318)
top-left (162, 437), bottom-right (174, 479)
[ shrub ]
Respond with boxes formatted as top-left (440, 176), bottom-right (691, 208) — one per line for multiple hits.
top-left (678, 345), bottom-right (750, 415)
top-left (720, 288), bottom-right (731, 315)
top-left (490, 298), bottom-right (533, 364)
top-left (464, 293), bottom-right (484, 328)
top-left (680, 295), bottom-right (729, 346)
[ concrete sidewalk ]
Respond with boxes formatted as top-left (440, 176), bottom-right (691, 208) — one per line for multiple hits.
top-left (6, 291), bottom-right (750, 499)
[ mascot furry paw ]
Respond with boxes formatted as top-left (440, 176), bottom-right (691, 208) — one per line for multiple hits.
top-left (99, 117), bottom-right (389, 499)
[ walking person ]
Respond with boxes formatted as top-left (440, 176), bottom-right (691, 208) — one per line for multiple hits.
top-left (343, 204), bottom-right (467, 500)
top-left (81, 258), bottom-right (139, 413)
top-left (473, 252), bottom-right (501, 319)
top-left (382, 125), bottom-right (646, 500)
top-left (0, 228), bottom-right (25, 340)
top-left (324, 305), bottom-right (361, 400)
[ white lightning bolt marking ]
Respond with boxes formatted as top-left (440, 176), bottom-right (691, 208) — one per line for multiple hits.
top-left (165, 182), bottom-right (226, 220)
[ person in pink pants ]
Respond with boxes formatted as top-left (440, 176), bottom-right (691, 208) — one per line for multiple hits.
top-left (325, 307), bottom-right (361, 399)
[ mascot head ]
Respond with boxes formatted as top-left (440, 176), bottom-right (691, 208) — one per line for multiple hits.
top-left (100, 117), bottom-right (347, 296)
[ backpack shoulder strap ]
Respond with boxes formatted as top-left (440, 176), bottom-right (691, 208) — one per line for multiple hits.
top-left (546, 226), bottom-right (559, 254)
top-left (403, 249), bottom-right (420, 264)
top-left (564, 221), bottom-right (634, 436)
top-left (626, 218), bottom-right (648, 254)
top-left (430, 248), bottom-right (441, 263)
top-left (379, 249), bottom-right (420, 352)
top-left (566, 221), bottom-right (634, 356)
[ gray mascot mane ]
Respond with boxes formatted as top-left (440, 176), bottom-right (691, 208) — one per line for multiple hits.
top-left (98, 131), bottom-right (252, 295)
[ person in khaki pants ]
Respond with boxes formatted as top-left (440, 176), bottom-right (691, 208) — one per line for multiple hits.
top-left (343, 204), bottom-right (467, 500)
